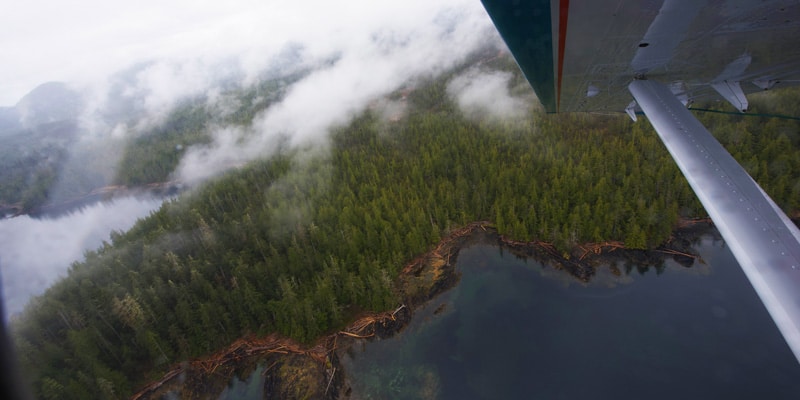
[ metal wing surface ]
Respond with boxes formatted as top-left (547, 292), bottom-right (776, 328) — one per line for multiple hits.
top-left (482, 0), bottom-right (800, 113)
top-left (481, 0), bottom-right (800, 363)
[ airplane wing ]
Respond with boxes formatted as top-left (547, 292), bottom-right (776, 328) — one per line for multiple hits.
top-left (480, 0), bottom-right (800, 363)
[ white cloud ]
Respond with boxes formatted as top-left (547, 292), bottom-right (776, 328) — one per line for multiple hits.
top-left (175, 125), bottom-right (260, 184)
top-left (171, 0), bottom-right (500, 182)
top-left (2, 0), bottom-right (504, 186)
top-left (448, 69), bottom-right (528, 120)
top-left (0, 0), bottom-right (496, 107)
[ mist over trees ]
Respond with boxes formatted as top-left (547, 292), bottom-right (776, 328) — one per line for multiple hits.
top-left (8, 54), bottom-right (800, 399)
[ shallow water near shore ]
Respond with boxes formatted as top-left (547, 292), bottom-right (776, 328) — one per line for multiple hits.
top-left (341, 234), bottom-right (800, 399)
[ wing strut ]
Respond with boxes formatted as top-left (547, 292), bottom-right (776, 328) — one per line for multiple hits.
top-left (629, 79), bottom-right (800, 362)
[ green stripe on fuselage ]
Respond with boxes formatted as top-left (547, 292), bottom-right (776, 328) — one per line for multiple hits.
top-left (481, 0), bottom-right (556, 113)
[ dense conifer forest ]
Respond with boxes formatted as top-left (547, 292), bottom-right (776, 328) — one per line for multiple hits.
top-left (10, 61), bottom-right (800, 399)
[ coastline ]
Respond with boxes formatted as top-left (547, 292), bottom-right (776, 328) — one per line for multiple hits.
top-left (132, 218), bottom-right (718, 399)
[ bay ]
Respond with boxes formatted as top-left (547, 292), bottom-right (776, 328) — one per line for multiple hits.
top-left (342, 234), bottom-right (800, 399)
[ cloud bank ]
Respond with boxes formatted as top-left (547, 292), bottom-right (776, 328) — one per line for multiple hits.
top-left (2, 0), bottom-right (505, 184)
top-left (0, 0), bottom-right (496, 106)
top-left (171, 1), bottom-right (501, 183)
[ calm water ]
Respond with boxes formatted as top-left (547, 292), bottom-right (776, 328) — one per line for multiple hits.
top-left (342, 235), bottom-right (800, 399)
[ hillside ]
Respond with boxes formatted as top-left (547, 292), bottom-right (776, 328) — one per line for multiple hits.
top-left (0, 69), bottom-right (306, 216)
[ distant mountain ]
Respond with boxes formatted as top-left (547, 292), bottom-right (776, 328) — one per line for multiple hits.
top-left (0, 83), bottom-right (87, 212)
top-left (0, 82), bottom-right (84, 138)
top-left (15, 82), bottom-right (84, 130)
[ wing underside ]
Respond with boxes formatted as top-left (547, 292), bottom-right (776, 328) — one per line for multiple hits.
top-left (484, 0), bottom-right (800, 113)
top-left (481, 0), bottom-right (800, 362)
top-left (630, 79), bottom-right (800, 361)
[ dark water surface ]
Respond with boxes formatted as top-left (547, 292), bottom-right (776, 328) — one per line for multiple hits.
top-left (341, 236), bottom-right (800, 399)
top-left (217, 364), bottom-right (265, 400)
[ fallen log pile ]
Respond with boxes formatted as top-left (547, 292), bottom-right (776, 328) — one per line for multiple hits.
top-left (131, 305), bottom-right (410, 400)
top-left (402, 221), bottom-right (492, 274)
top-left (577, 241), bottom-right (625, 260)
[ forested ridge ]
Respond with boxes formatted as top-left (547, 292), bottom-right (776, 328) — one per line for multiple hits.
top-left (0, 71), bottom-right (305, 215)
top-left (10, 63), bottom-right (800, 399)
top-left (113, 71), bottom-right (307, 187)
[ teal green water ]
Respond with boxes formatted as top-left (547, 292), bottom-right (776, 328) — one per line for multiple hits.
top-left (341, 236), bottom-right (800, 399)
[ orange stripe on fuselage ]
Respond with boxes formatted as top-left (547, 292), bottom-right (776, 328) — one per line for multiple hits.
top-left (557, 0), bottom-right (570, 112)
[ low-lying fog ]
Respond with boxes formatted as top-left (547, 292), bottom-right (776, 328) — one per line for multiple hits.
top-left (0, 196), bottom-right (164, 317)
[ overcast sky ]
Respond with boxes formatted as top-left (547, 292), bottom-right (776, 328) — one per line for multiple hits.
top-left (0, 0), bottom-right (496, 106)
